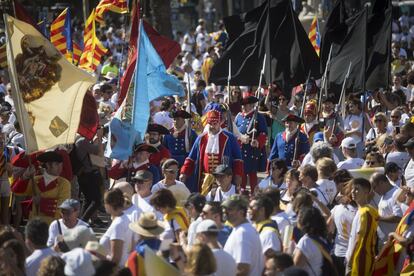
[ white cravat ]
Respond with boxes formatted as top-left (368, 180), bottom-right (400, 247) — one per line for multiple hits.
top-left (43, 171), bottom-right (58, 187)
top-left (285, 128), bottom-right (298, 142)
top-left (206, 129), bottom-right (222, 154)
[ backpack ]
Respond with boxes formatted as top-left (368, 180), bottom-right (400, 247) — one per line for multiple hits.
top-left (69, 144), bottom-right (85, 176)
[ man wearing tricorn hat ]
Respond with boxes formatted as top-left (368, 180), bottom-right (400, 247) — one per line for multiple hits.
top-left (235, 95), bottom-right (267, 193)
top-left (11, 151), bottom-right (70, 224)
top-left (180, 109), bottom-right (243, 195)
top-left (146, 123), bottom-right (171, 169)
top-left (269, 114), bottom-right (310, 168)
top-left (300, 100), bottom-right (320, 145)
top-left (108, 143), bottom-right (160, 185)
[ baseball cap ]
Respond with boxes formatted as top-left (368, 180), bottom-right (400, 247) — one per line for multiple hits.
top-left (59, 199), bottom-right (81, 211)
top-left (196, 219), bottom-right (220, 234)
top-left (133, 170), bottom-right (153, 181)
top-left (341, 137), bottom-right (357, 149)
top-left (313, 132), bottom-right (324, 143)
top-left (221, 194), bottom-right (249, 210)
top-left (212, 164), bottom-right (233, 176)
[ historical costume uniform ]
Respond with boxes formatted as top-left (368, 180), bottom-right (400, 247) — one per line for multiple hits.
top-left (235, 96), bottom-right (267, 192)
top-left (11, 151), bottom-right (70, 224)
top-left (108, 144), bottom-right (160, 184)
top-left (321, 97), bottom-right (344, 148)
top-left (147, 124), bottom-right (171, 169)
top-left (269, 114), bottom-right (310, 167)
top-left (163, 110), bottom-right (197, 167)
top-left (300, 100), bottom-right (320, 145)
top-left (180, 110), bottom-right (243, 195)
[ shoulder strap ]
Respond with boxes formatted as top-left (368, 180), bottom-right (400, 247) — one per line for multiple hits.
top-left (57, 219), bottom-right (63, 235)
top-left (314, 186), bottom-right (329, 204)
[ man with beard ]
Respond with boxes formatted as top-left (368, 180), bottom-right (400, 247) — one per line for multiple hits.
top-left (269, 114), bottom-right (310, 168)
top-left (300, 100), bottom-right (320, 146)
top-left (146, 123), bottom-right (171, 170)
top-left (179, 110), bottom-right (243, 194)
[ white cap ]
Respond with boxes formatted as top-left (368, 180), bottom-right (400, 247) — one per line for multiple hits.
top-left (92, 83), bottom-right (102, 91)
top-left (62, 248), bottom-right (95, 276)
top-left (196, 219), bottom-right (220, 234)
top-left (341, 137), bottom-right (357, 149)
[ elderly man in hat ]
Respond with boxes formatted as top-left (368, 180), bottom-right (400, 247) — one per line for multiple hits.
top-left (180, 110), bottom-right (243, 194)
top-left (269, 114), bottom-right (310, 168)
top-left (206, 164), bottom-right (237, 202)
top-left (126, 212), bottom-right (165, 276)
top-left (146, 123), bottom-right (171, 169)
top-left (47, 199), bottom-right (90, 248)
top-left (164, 110), bottom-right (198, 167)
top-left (108, 143), bottom-right (160, 184)
top-left (300, 100), bottom-right (320, 145)
top-left (235, 95), bottom-right (267, 193)
top-left (11, 151), bottom-right (71, 224)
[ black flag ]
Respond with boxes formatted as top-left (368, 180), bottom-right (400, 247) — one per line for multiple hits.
top-left (209, 0), bottom-right (320, 92)
top-left (365, 0), bottom-right (392, 91)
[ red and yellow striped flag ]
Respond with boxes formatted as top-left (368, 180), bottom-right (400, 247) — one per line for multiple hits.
top-left (72, 42), bottom-right (82, 65)
top-left (0, 45), bottom-right (6, 68)
top-left (79, 10), bottom-right (108, 72)
top-left (95, 0), bottom-right (128, 24)
top-left (308, 16), bottom-right (320, 56)
top-left (50, 8), bottom-right (69, 55)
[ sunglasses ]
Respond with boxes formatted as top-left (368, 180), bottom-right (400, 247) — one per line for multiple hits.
top-left (391, 115), bottom-right (400, 119)
top-left (164, 169), bottom-right (178, 174)
top-left (366, 161), bottom-right (377, 165)
top-left (131, 179), bottom-right (146, 184)
top-left (374, 119), bottom-right (383, 122)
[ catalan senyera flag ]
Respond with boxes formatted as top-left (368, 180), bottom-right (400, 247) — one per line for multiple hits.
top-left (308, 16), bottom-right (320, 56)
top-left (0, 45), bottom-right (6, 68)
top-left (79, 10), bottom-right (108, 72)
top-left (95, 0), bottom-right (128, 24)
top-left (4, 15), bottom-right (97, 152)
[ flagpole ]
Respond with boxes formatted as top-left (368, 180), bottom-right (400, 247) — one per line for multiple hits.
top-left (185, 74), bottom-right (192, 152)
top-left (226, 59), bottom-right (233, 133)
top-left (3, 14), bottom-right (39, 215)
top-left (318, 44), bottom-right (333, 121)
top-left (266, 0), bottom-right (272, 85)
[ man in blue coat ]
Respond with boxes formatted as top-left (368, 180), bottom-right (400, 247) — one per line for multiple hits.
top-left (235, 96), bottom-right (267, 193)
top-left (269, 114), bottom-right (310, 168)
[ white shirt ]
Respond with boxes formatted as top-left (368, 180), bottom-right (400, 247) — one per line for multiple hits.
top-left (271, 212), bottom-right (291, 240)
top-left (132, 193), bottom-right (163, 220)
top-left (47, 219), bottom-right (90, 247)
top-left (124, 203), bottom-right (142, 223)
top-left (151, 180), bottom-right (189, 194)
top-left (26, 248), bottom-right (58, 276)
top-left (212, 248), bottom-right (237, 276)
top-left (258, 224), bottom-right (282, 254)
top-left (187, 216), bottom-right (203, 246)
top-left (224, 221), bottom-right (264, 276)
top-left (346, 209), bottom-right (362, 263)
top-left (331, 204), bottom-right (358, 257)
top-left (316, 179), bottom-right (337, 204)
top-left (99, 214), bottom-right (134, 267)
top-left (309, 186), bottom-right (329, 207)
top-left (344, 113), bottom-right (364, 142)
top-left (406, 159), bottom-right (414, 188)
top-left (386, 151), bottom-right (410, 171)
top-left (295, 234), bottom-right (323, 276)
top-left (206, 185), bottom-right (236, 202)
top-left (257, 176), bottom-right (286, 191)
top-left (153, 111), bottom-right (174, 130)
top-left (366, 127), bottom-right (392, 141)
top-left (377, 186), bottom-right (403, 243)
top-left (337, 157), bottom-right (365, 170)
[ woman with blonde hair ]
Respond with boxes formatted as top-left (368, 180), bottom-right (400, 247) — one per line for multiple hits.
top-left (366, 112), bottom-right (392, 146)
top-left (172, 243), bottom-right (217, 276)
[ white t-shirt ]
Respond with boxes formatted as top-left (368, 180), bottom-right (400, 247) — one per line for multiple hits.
top-left (405, 159), bottom-right (414, 188)
top-left (151, 180), bottom-right (189, 194)
top-left (187, 216), bottom-right (203, 246)
top-left (205, 185), bottom-right (236, 202)
top-left (131, 193), bottom-right (163, 220)
top-left (316, 179), bottom-right (337, 204)
top-left (224, 222), bottom-right (264, 276)
top-left (386, 151), bottom-right (411, 171)
top-left (257, 176), bottom-right (286, 191)
top-left (47, 219), bottom-right (90, 247)
top-left (295, 234), bottom-right (323, 276)
top-left (343, 113), bottom-right (364, 142)
top-left (258, 226), bottom-right (282, 254)
top-left (212, 248), bottom-right (237, 276)
top-left (26, 248), bottom-right (58, 276)
top-left (377, 186), bottom-right (403, 243)
top-left (346, 209), bottom-right (362, 263)
top-left (337, 157), bottom-right (365, 170)
top-left (99, 214), bottom-right (134, 267)
top-left (366, 127), bottom-right (392, 142)
top-left (309, 186), bottom-right (329, 207)
top-left (271, 212), bottom-right (291, 239)
top-left (124, 204), bottom-right (142, 223)
top-left (331, 204), bottom-right (358, 257)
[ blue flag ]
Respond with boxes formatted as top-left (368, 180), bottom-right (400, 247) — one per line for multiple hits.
top-left (105, 21), bottom-right (184, 160)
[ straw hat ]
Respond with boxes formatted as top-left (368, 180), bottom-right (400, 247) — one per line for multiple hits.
top-left (129, 212), bottom-right (165, 237)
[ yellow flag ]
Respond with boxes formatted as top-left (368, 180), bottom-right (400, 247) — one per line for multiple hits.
top-left (4, 15), bottom-right (97, 152)
top-left (144, 246), bottom-right (179, 276)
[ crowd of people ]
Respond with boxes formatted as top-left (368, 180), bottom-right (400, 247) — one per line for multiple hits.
top-left (1, 4), bottom-right (414, 276)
